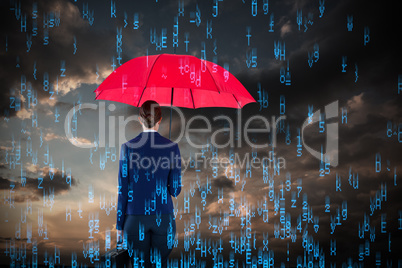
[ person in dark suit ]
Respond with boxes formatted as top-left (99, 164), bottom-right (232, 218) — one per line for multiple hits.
top-left (116, 100), bottom-right (182, 268)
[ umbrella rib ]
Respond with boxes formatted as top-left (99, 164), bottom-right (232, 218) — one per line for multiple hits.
top-left (144, 54), bottom-right (163, 88)
top-left (137, 54), bottom-right (164, 107)
top-left (189, 88), bottom-right (195, 109)
top-left (94, 90), bottom-right (103, 100)
top-left (136, 86), bottom-right (146, 107)
top-left (200, 59), bottom-right (220, 94)
top-left (232, 93), bottom-right (241, 108)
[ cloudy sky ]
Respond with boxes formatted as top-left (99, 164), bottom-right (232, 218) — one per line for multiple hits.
top-left (1, 0), bottom-right (401, 266)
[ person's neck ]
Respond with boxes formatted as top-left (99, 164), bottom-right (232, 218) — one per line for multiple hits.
top-left (143, 127), bottom-right (158, 132)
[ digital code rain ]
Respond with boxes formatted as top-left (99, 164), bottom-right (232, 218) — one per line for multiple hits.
top-left (0, 0), bottom-right (401, 267)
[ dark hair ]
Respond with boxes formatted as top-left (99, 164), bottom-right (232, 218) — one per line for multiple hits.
top-left (139, 100), bottom-right (162, 128)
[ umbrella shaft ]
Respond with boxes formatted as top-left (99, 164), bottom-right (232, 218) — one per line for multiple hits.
top-left (169, 105), bottom-right (172, 139)
top-left (169, 87), bottom-right (174, 139)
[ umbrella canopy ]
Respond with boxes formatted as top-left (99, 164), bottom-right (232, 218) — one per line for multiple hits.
top-left (94, 53), bottom-right (256, 109)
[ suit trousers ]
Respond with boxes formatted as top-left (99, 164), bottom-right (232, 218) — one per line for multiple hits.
top-left (123, 213), bottom-right (176, 268)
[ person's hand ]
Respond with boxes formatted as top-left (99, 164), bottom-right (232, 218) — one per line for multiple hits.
top-left (117, 230), bottom-right (124, 243)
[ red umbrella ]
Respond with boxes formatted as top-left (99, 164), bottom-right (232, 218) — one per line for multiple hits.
top-left (94, 53), bottom-right (256, 138)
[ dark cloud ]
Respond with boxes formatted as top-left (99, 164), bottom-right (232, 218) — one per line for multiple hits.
top-left (211, 175), bottom-right (234, 189)
top-left (0, 177), bottom-right (10, 189)
top-left (0, 0), bottom-right (145, 118)
top-left (0, 169), bottom-right (78, 202)
top-left (26, 169), bottom-right (79, 196)
top-left (234, 0), bottom-right (401, 124)
top-left (0, 237), bottom-right (28, 242)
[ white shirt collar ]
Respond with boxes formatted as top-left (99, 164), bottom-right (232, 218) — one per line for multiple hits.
top-left (143, 129), bottom-right (157, 132)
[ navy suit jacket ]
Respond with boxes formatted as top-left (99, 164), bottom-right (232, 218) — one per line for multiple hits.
top-left (116, 131), bottom-right (182, 230)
